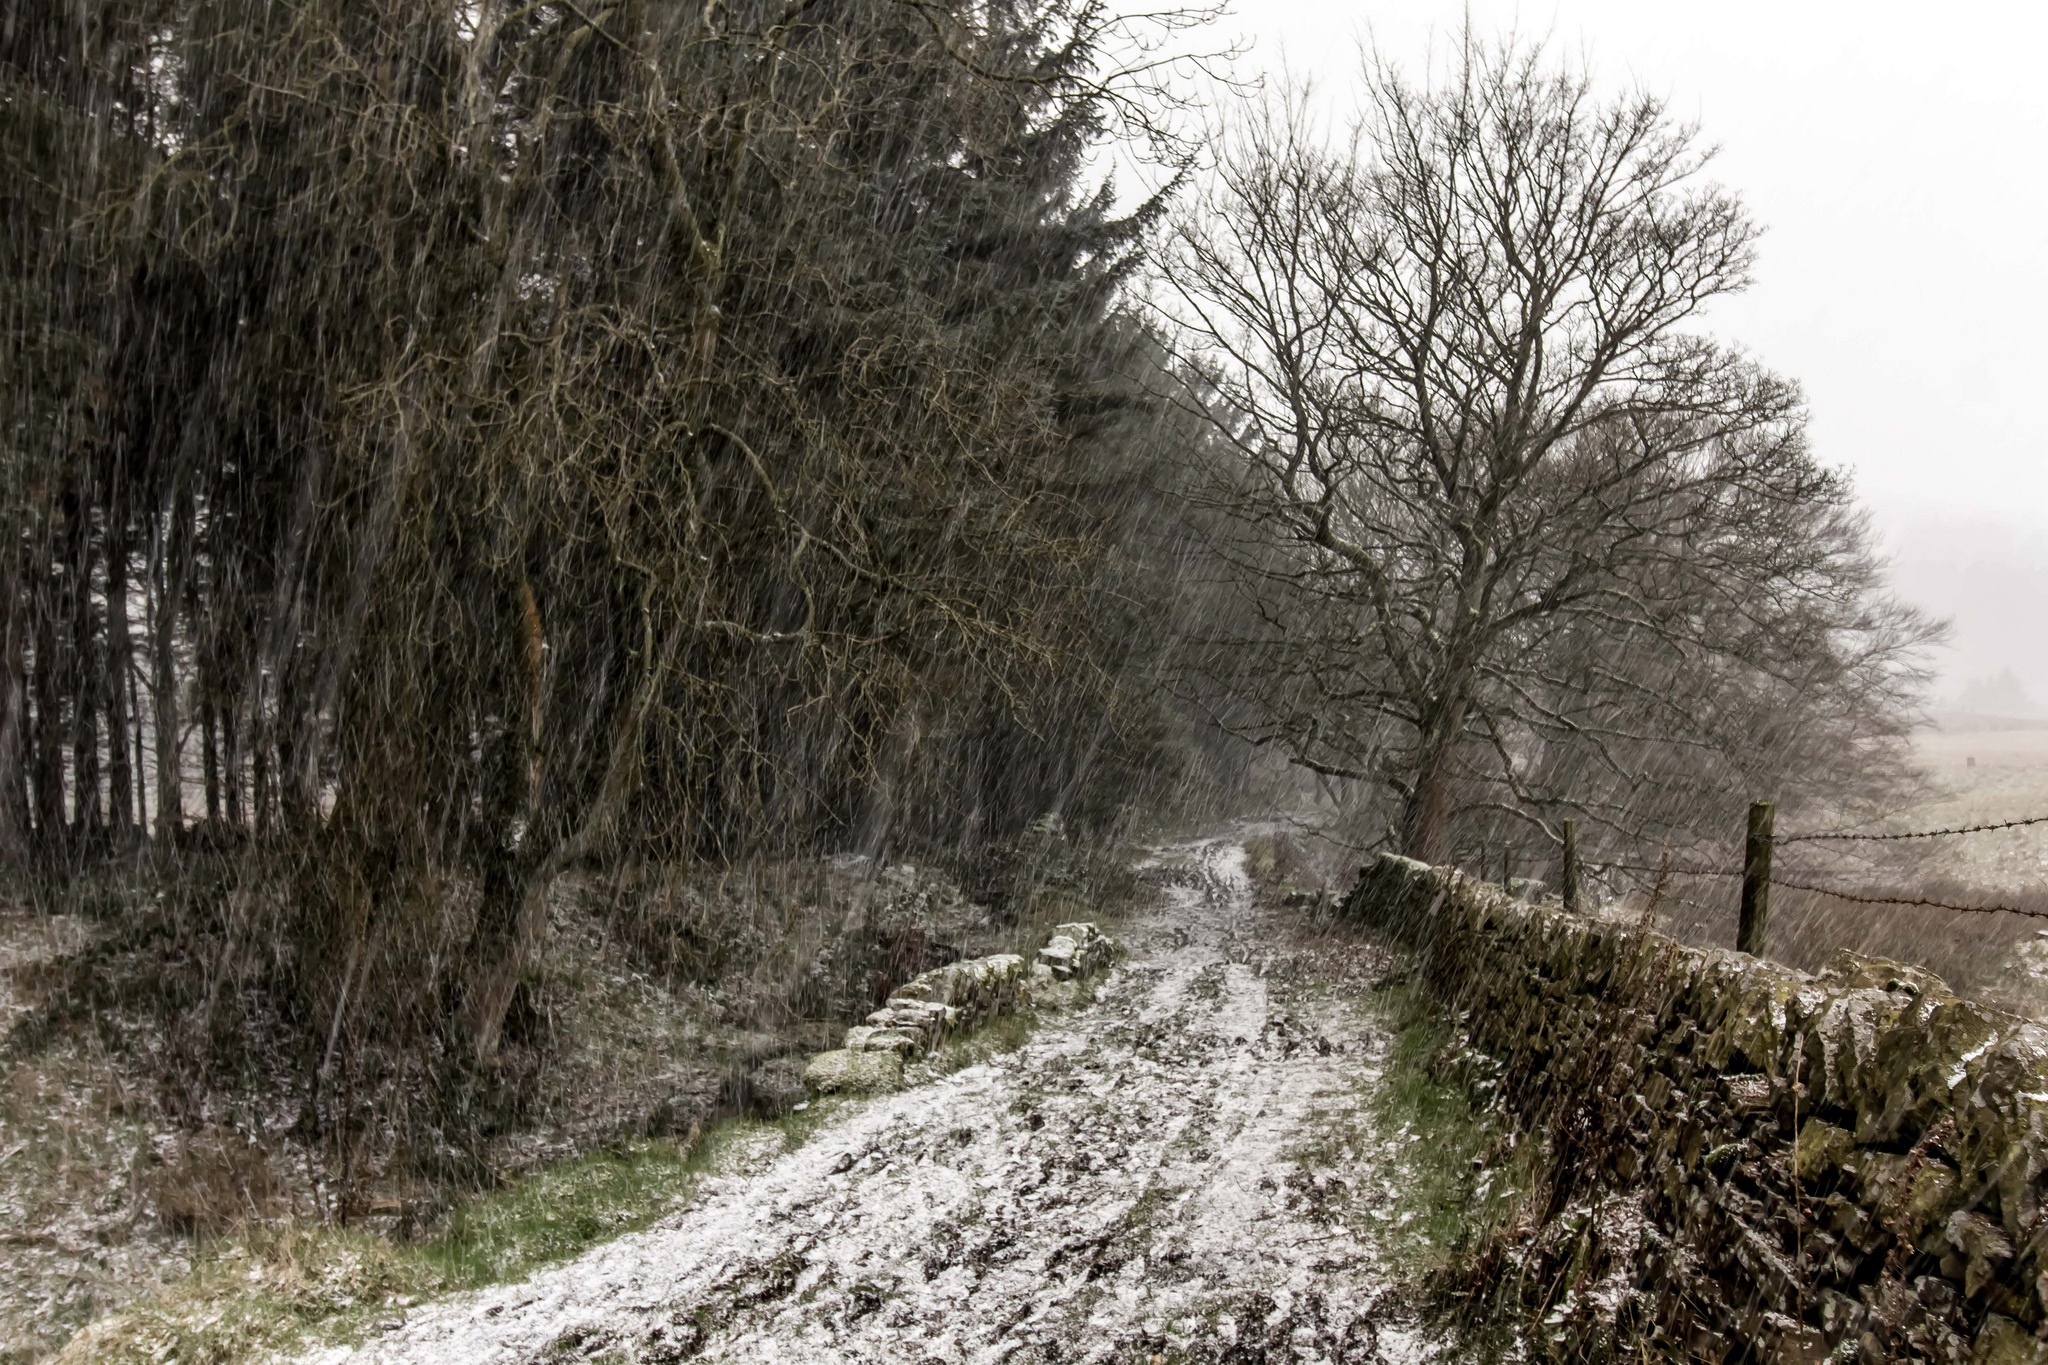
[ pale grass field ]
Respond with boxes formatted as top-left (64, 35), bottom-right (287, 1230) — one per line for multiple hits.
top-left (1890, 723), bottom-right (2048, 1013)
top-left (1641, 721), bottom-right (2048, 1017)
top-left (1908, 724), bottom-right (2048, 879)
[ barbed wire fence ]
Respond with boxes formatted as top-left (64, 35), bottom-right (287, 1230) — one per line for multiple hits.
top-left (1544, 807), bottom-right (2048, 949)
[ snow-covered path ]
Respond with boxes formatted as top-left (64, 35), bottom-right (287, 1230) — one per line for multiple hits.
top-left (324, 838), bottom-right (1445, 1364)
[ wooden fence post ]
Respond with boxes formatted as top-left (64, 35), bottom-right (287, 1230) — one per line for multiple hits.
top-left (1739, 800), bottom-right (1775, 955)
top-left (1561, 819), bottom-right (1579, 912)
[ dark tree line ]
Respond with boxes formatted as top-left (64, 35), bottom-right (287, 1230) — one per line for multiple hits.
top-left (0, 0), bottom-right (1221, 1066)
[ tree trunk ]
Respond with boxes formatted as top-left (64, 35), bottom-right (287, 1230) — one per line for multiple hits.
top-left (1401, 694), bottom-right (1468, 864)
top-left (221, 682), bottom-right (244, 831)
top-left (462, 576), bottom-right (555, 1064)
top-left (130, 639), bottom-right (148, 834)
top-left (152, 490), bottom-right (189, 845)
top-left (70, 516), bottom-right (101, 844)
top-left (30, 562), bottom-right (65, 851)
top-left (274, 569), bottom-right (324, 837)
top-left (70, 686), bottom-right (99, 840)
top-left (202, 701), bottom-right (221, 828)
top-left (0, 556), bottom-right (28, 864)
top-left (251, 681), bottom-right (271, 841)
top-left (462, 858), bottom-right (556, 1064)
top-left (463, 573), bottom-right (680, 1064)
top-left (105, 526), bottom-right (134, 839)
top-left (263, 446), bottom-right (326, 837)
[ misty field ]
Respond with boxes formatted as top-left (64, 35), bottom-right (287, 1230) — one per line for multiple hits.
top-left (1636, 720), bottom-right (2048, 1015)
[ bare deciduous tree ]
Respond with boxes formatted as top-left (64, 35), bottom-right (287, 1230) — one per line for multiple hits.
top-left (1163, 37), bottom-right (1936, 863)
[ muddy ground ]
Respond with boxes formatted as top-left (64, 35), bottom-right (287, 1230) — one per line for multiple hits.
top-left (313, 838), bottom-right (1449, 1364)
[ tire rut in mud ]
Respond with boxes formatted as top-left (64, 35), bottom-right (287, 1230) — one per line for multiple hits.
top-left (335, 838), bottom-right (1447, 1365)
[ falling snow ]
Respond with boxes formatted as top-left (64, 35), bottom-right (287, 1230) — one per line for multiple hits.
top-left (310, 839), bottom-right (1447, 1364)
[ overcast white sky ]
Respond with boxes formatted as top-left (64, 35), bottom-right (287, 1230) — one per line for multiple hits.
top-left (1221, 1), bottom-right (2048, 704)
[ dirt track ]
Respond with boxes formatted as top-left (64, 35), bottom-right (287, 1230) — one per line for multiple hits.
top-left (318, 838), bottom-right (1444, 1364)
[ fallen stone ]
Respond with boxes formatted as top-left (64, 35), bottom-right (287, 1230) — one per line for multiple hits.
top-left (1053, 922), bottom-right (1115, 974)
top-left (843, 1026), bottom-right (918, 1057)
top-left (1030, 977), bottom-right (1086, 1011)
top-left (803, 1049), bottom-right (904, 1095)
top-left (1034, 922), bottom-right (1113, 981)
top-left (738, 1055), bottom-right (810, 1117)
top-left (1037, 935), bottom-right (1079, 978)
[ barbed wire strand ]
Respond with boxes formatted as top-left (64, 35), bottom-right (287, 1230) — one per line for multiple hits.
top-left (1596, 859), bottom-right (1738, 880)
top-left (1765, 875), bottom-right (2048, 921)
top-left (1781, 813), bottom-right (2048, 843)
top-left (1551, 812), bottom-right (2048, 852)
top-left (1589, 859), bottom-right (2048, 925)
top-left (1591, 859), bottom-right (2048, 921)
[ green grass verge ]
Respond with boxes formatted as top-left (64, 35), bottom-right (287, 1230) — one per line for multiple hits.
top-left (52, 936), bottom-right (1079, 1364)
top-left (55, 1105), bottom-right (844, 1365)
top-left (414, 1135), bottom-right (713, 1288)
top-left (915, 1007), bottom-right (1040, 1079)
top-left (51, 985), bottom-right (1063, 1365)
top-left (1358, 978), bottom-right (1541, 1361)
top-left (1362, 979), bottom-right (1529, 1271)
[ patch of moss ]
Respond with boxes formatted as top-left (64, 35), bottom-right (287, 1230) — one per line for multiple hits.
top-left (916, 1008), bottom-right (1041, 1079)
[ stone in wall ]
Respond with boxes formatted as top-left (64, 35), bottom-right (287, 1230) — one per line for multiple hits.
top-left (1036, 923), bottom-right (1114, 980)
top-left (858, 998), bottom-right (959, 1056)
top-left (803, 927), bottom-right (1114, 1096)
top-left (802, 1048), bottom-right (906, 1095)
top-left (841, 1025), bottom-right (918, 1058)
top-left (1347, 854), bottom-right (2048, 1365)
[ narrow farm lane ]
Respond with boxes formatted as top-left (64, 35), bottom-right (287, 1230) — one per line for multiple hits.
top-left (327, 838), bottom-right (1447, 1364)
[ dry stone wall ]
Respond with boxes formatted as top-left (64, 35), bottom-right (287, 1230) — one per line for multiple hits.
top-left (1348, 854), bottom-right (2048, 1364)
top-left (803, 922), bottom-right (1114, 1096)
